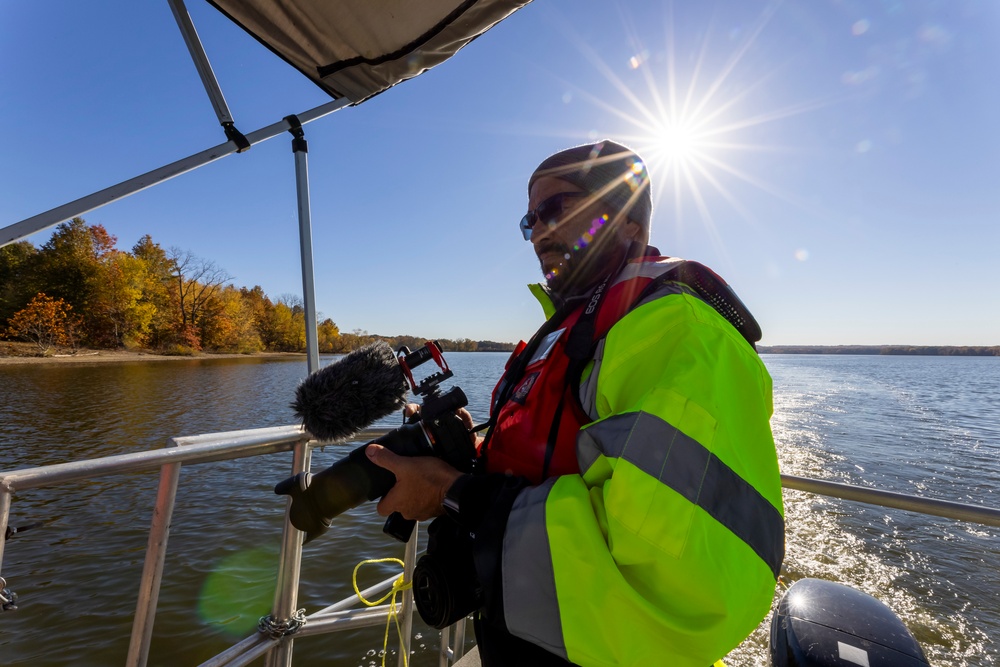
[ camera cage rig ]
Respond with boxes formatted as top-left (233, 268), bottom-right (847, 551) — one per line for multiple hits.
top-left (396, 341), bottom-right (467, 422)
top-left (396, 341), bottom-right (451, 395)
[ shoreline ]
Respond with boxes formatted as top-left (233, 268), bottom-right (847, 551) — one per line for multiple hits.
top-left (5, 345), bottom-right (997, 365)
top-left (0, 349), bottom-right (306, 366)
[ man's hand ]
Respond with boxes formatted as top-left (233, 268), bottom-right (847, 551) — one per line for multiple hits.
top-left (366, 444), bottom-right (463, 521)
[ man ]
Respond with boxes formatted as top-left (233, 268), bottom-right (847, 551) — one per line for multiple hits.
top-left (366, 140), bottom-right (784, 666)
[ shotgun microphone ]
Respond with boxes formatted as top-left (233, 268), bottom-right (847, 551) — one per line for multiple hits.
top-left (291, 340), bottom-right (409, 441)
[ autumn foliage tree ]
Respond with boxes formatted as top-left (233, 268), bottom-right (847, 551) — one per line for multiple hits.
top-left (169, 248), bottom-right (232, 334)
top-left (6, 293), bottom-right (81, 354)
top-left (32, 219), bottom-right (115, 325)
top-left (317, 318), bottom-right (341, 353)
top-left (131, 235), bottom-right (176, 348)
top-left (200, 286), bottom-right (264, 353)
top-left (89, 250), bottom-right (156, 347)
top-left (0, 219), bottom-right (512, 357)
top-left (266, 296), bottom-right (307, 352)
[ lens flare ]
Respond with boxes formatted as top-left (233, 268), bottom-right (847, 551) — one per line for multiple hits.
top-left (198, 547), bottom-right (278, 637)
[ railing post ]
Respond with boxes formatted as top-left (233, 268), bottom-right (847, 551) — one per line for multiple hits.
top-left (0, 486), bottom-right (11, 576)
top-left (438, 617), bottom-right (468, 667)
top-left (126, 452), bottom-right (183, 667)
top-left (452, 616), bottom-right (468, 663)
top-left (397, 524), bottom-right (419, 667)
top-left (264, 441), bottom-right (312, 667)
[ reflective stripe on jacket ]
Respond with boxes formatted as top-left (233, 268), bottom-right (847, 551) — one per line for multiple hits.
top-left (487, 257), bottom-right (784, 666)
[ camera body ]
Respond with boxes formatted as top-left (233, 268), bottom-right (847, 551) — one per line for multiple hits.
top-left (412, 516), bottom-right (482, 628)
top-left (275, 341), bottom-right (478, 543)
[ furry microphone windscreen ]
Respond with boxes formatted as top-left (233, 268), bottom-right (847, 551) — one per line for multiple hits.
top-left (292, 341), bottom-right (410, 441)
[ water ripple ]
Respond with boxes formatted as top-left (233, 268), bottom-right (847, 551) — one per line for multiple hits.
top-left (1, 354), bottom-right (997, 666)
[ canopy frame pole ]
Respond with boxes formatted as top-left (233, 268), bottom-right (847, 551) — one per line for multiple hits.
top-left (261, 116), bottom-right (320, 667)
top-left (166, 0), bottom-right (249, 151)
top-left (0, 96), bottom-right (351, 249)
top-left (287, 116), bottom-right (321, 374)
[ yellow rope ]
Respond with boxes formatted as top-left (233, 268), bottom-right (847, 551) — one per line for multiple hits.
top-left (353, 558), bottom-right (413, 667)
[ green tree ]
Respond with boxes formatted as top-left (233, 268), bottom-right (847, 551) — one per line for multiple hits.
top-left (0, 241), bottom-right (39, 324)
top-left (32, 219), bottom-right (114, 332)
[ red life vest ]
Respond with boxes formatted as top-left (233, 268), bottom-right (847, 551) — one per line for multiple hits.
top-left (483, 257), bottom-right (760, 485)
top-left (484, 261), bottom-right (664, 484)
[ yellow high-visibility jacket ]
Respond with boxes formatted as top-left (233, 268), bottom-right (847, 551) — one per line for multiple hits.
top-left (456, 256), bottom-right (783, 666)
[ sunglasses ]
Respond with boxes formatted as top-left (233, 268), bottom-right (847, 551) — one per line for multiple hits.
top-left (519, 192), bottom-right (588, 241)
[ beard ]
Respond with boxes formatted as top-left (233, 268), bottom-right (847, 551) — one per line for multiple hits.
top-left (537, 231), bottom-right (632, 298)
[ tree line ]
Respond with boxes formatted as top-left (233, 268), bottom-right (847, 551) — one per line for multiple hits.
top-left (0, 219), bottom-right (512, 356)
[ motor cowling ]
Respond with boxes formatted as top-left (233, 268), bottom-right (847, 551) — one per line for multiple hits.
top-left (770, 578), bottom-right (930, 667)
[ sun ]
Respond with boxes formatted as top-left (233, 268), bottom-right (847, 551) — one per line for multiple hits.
top-left (653, 119), bottom-right (703, 165)
top-left (550, 3), bottom-right (830, 260)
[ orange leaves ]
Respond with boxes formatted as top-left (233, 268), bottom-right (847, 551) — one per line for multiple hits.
top-left (6, 293), bottom-right (82, 354)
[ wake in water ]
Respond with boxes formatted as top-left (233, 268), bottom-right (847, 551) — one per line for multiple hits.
top-left (731, 357), bottom-right (1000, 667)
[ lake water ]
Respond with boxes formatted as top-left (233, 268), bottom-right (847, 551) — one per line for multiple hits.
top-left (0, 353), bottom-right (997, 666)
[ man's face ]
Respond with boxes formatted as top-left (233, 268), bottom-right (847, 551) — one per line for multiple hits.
top-left (526, 176), bottom-right (636, 295)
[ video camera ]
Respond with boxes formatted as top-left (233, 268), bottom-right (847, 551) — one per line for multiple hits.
top-left (274, 341), bottom-right (477, 543)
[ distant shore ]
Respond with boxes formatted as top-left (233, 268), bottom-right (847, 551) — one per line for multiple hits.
top-left (0, 347), bottom-right (305, 366)
top-left (759, 345), bottom-right (1000, 356)
top-left (5, 344), bottom-right (998, 365)
top-left (0, 343), bottom-right (512, 365)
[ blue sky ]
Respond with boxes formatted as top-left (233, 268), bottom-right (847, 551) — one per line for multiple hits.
top-left (2, 0), bottom-right (998, 346)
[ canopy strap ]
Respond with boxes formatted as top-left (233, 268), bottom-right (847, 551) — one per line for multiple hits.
top-left (285, 115), bottom-right (308, 154)
top-left (223, 122), bottom-right (251, 152)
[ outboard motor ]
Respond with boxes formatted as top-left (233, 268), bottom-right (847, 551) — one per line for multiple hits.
top-left (771, 578), bottom-right (930, 667)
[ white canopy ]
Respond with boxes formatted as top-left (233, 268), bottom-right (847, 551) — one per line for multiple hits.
top-left (207, 0), bottom-right (532, 102)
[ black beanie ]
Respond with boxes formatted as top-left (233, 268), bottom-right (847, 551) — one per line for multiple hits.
top-left (527, 139), bottom-right (652, 235)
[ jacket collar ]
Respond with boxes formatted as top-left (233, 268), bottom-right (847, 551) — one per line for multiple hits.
top-left (528, 246), bottom-right (674, 321)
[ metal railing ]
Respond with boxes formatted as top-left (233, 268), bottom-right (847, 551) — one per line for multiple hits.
top-left (0, 425), bottom-right (472, 667)
top-left (781, 473), bottom-right (1000, 527)
top-left (2, 424), bottom-right (998, 667)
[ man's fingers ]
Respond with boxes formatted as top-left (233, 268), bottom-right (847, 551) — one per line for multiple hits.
top-left (457, 408), bottom-right (475, 432)
top-left (366, 443), bottom-right (399, 471)
top-left (375, 494), bottom-right (393, 517)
